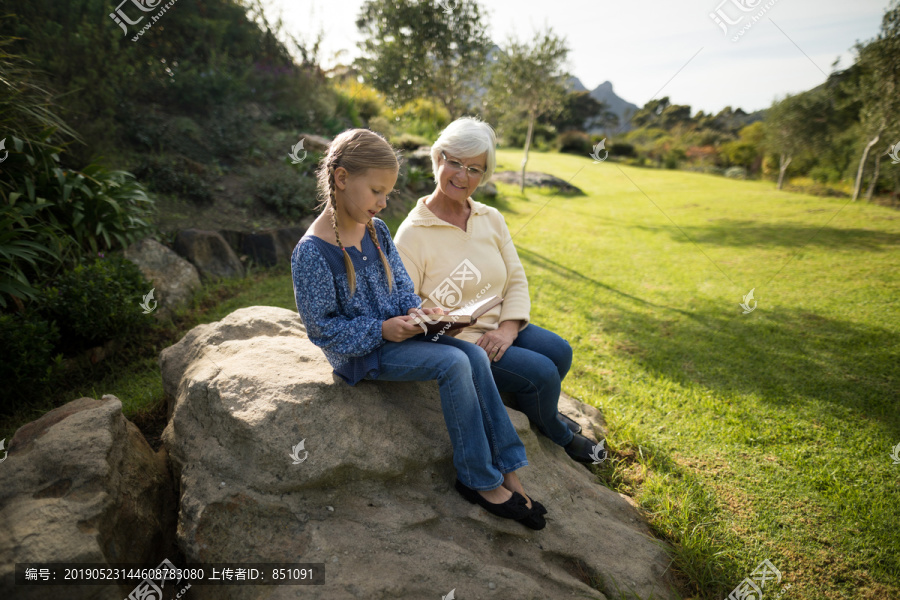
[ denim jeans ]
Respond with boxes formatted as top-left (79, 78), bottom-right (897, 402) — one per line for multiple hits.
top-left (487, 324), bottom-right (575, 447)
top-left (365, 333), bottom-right (528, 490)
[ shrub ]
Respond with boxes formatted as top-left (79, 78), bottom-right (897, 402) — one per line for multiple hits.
top-left (367, 116), bottom-right (394, 138)
top-left (557, 131), bottom-right (593, 155)
top-left (809, 165), bottom-right (842, 184)
top-left (405, 166), bottom-right (429, 192)
top-left (0, 312), bottom-right (63, 408)
top-left (37, 254), bottom-right (152, 353)
top-left (610, 142), bottom-right (636, 158)
top-left (251, 165), bottom-right (319, 220)
top-left (392, 133), bottom-right (431, 152)
top-left (133, 156), bottom-right (213, 205)
top-left (725, 166), bottom-right (748, 179)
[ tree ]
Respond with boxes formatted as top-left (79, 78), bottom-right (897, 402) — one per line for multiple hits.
top-left (763, 92), bottom-right (829, 189)
top-left (850, 0), bottom-right (900, 200)
top-left (355, 0), bottom-right (491, 119)
top-left (547, 90), bottom-right (615, 132)
top-left (486, 28), bottom-right (570, 193)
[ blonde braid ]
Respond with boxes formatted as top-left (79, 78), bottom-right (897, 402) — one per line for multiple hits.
top-left (328, 163), bottom-right (357, 295)
top-left (366, 220), bottom-right (393, 294)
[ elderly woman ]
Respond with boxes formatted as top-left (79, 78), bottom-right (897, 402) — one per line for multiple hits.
top-left (395, 117), bottom-right (604, 464)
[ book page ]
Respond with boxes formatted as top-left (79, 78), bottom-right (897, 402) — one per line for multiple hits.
top-left (448, 295), bottom-right (501, 318)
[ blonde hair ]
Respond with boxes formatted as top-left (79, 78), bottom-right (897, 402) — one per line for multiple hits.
top-left (315, 129), bottom-right (399, 296)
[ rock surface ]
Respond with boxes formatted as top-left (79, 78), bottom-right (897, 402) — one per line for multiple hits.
top-left (492, 170), bottom-right (584, 194)
top-left (0, 396), bottom-right (178, 599)
top-left (173, 229), bottom-right (245, 281)
top-left (125, 238), bottom-right (202, 317)
top-left (160, 306), bottom-right (677, 600)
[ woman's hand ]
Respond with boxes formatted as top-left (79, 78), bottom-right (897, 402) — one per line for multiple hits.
top-left (382, 315), bottom-right (425, 342)
top-left (476, 320), bottom-right (520, 362)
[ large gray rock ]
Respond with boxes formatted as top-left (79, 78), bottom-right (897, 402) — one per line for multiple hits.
top-left (173, 229), bottom-right (244, 281)
top-left (160, 306), bottom-right (677, 600)
top-left (492, 170), bottom-right (584, 194)
top-left (240, 227), bottom-right (305, 267)
top-left (0, 396), bottom-right (178, 599)
top-left (125, 238), bottom-right (202, 317)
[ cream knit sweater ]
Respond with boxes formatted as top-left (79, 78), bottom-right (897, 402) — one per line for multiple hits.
top-left (394, 196), bottom-right (531, 344)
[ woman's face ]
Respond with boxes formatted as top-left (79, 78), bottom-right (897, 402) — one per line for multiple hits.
top-left (334, 167), bottom-right (398, 223)
top-left (436, 151), bottom-right (487, 202)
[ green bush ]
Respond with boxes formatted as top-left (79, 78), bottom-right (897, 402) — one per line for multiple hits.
top-left (809, 165), bottom-right (842, 184)
top-left (392, 133), bottom-right (431, 151)
top-left (724, 166), bottom-right (748, 179)
top-left (133, 157), bottom-right (213, 205)
top-left (0, 130), bottom-right (156, 308)
top-left (252, 165), bottom-right (319, 220)
top-left (37, 254), bottom-right (152, 353)
top-left (0, 312), bottom-right (62, 408)
top-left (557, 131), bottom-right (593, 155)
top-left (610, 142), bottom-right (636, 157)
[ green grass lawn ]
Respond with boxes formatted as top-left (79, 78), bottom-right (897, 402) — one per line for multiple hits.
top-left (475, 150), bottom-right (900, 599)
top-left (4, 151), bottom-right (897, 599)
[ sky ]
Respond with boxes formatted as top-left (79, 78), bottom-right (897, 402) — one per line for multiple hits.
top-left (259, 0), bottom-right (890, 115)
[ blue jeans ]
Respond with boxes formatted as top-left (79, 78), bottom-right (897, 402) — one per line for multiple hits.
top-left (365, 333), bottom-right (528, 490)
top-left (487, 324), bottom-right (575, 447)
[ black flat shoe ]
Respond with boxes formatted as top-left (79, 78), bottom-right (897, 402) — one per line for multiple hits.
top-left (455, 479), bottom-right (532, 521)
top-left (564, 433), bottom-right (606, 464)
top-left (518, 509), bottom-right (546, 530)
top-left (558, 412), bottom-right (582, 434)
top-left (524, 497), bottom-right (547, 516)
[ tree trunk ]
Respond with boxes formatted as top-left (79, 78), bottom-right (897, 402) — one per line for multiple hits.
top-left (776, 154), bottom-right (792, 190)
top-left (520, 111), bottom-right (535, 194)
top-left (865, 149), bottom-right (883, 201)
top-left (853, 133), bottom-right (881, 201)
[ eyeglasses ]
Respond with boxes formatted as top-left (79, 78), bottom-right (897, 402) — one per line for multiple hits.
top-left (441, 151), bottom-right (485, 178)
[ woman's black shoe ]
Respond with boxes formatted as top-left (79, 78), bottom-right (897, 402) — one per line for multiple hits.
top-left (564, 433), bottom-right (604, 464)
top-left (558, 412), bottom-right (582, 434)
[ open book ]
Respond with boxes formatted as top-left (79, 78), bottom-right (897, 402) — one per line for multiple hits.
top-left (410, 295), bottom-right (504, 336)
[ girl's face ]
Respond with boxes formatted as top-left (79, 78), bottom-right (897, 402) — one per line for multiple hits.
top-left (334, 167), bottom-right (398, 224)
top-left (436, 151), bottom-right (486, 203)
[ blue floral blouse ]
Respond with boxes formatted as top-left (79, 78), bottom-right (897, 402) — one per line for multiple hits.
top-left (291, 218), bottom-right (423, 385)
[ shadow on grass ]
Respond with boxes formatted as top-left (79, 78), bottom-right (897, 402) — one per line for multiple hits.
top-left (594, 297), bottom-right (899, 429)
top-left (638, 219), bottom-right (900, 251)
top-left (518, 245), bottom-right (897, 428)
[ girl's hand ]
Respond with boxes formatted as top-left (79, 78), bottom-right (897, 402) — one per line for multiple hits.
top-left (383, 315), bottom-right (426, 342)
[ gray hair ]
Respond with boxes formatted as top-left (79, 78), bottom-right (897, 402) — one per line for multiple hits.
top-left (430, 117), bottom-right (497, 188)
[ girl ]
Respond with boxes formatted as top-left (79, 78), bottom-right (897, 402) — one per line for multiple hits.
top-left (291, 129), bottom-right (547, 529)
